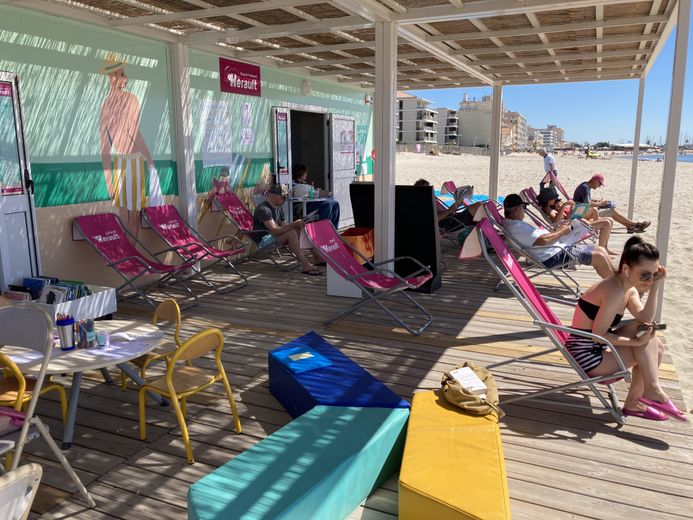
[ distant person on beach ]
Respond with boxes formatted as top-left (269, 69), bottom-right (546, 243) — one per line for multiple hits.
top-left (537, 147), bottom-right (557, 190)
top-left (503, 193), bottom-right (615, 278)
top-left (567, 236), bottom-right (687, 422)
top-left (537, 186), bottom-right (615, 254)
top-left (573, 174), bottom-right (650, 233)
top-left (414, 179), bottom-right (482, 231)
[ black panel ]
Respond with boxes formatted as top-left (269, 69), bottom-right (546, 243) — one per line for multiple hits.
top-left (349, 182), bottom-right (442, 293)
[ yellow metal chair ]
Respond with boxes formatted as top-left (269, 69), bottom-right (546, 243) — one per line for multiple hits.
top-left (120, 299), bottom-right (182, 390)
top-left (138, 328), bottom-right (242, 464)
top-left (0, 352), bottom-right (68, 425)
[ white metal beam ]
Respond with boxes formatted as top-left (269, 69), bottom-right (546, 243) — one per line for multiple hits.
top-left (242, 41), bottom-right (374, 58)
top-left (170, 43), bottom-right (198, 228)
top-left (397, 24), bottom-right (494, 85)
top-left (656, 0), bottom-right (690, 321)
top-left (394, 0), bottom-right (656, 24)
top-left (374, 21), bottom-right (397, 263)
top-left (398, 71), bottom-right (636, 89)
top-left (426, 15), bottom-right (667, 42)
top-left (489, 85), bottom-right (502, 200)
top-left (644, 1), bottom-right (678, 75)
top-left (311, 62), bottom-right (454, 77)
top-left (277, 52), bottom-right (429, 69)
top-left (110, 0), bottom-right (328, 26)
top-left (183, 15), bottom-right (371, 44)
top-left (628, 76), bottom-right (646, 220)
top-left (480, 48), bottom-right (653, 66)
top-left (451, 34), bottom-right (659, 55)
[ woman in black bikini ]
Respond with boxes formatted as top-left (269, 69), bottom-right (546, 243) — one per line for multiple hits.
top-left (567, 236), bottom-right (687, 422)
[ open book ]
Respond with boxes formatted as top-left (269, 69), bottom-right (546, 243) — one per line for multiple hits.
top-left (558, 219), bottom-right (593, 247)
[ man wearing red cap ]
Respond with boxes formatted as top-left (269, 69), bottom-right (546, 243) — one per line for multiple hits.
top-left (573, 174), bottom-right (650, 233)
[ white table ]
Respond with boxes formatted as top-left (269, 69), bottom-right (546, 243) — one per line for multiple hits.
top-left (3, 320), bottom-right (167, 449)
top-left (288, 195), bottom-right (330, 223)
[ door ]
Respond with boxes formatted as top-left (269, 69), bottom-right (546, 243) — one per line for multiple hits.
top-left (329, 114), bottom-right (357, 227)
top-left (0, 73), bottom-right (40, 291)
top-left (271, 107), bottom-right (291, 186)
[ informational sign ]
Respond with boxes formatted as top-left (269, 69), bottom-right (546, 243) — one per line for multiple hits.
top-left (200, 100), bottom-right (234, 168)
top-left (275, 111), bottom-right (289, 177)
top-left (219, 57), bottom-right (261, 97)
top-left (0, 81), bottom-right (23, 196)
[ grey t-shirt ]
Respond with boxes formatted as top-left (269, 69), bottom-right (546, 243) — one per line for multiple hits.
top-left (573, 181), bottom-right (591, 204)
top-left (252, 201), bottom-right (284, 241)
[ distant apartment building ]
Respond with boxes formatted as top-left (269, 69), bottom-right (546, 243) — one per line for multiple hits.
top-left (503, 111), bottom-right (528, 151)
top-left (546, 125), bottom-right (566, 147)
top-left (436, 108), bottom-right (460, 145)
top-left (396, 92), bottom-right (438, 144)
top-left (538, 129), bottom-right (556, 150)
top-left (457, 95), bottom-right (504, 147)
top-left (526, 126), bottom-right (543, 149)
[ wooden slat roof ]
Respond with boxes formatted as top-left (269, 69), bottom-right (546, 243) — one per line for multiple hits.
top-left (11, 0), bottom-right (677, 89)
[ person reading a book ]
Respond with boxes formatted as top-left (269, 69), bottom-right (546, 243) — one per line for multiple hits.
top-left (292, 164), bottom-right (340, 228)
top-left (566, 236), bottom-right (686, 422)
top-left (414, 179), bottom-right (483, 231)
top-left (503, 194), bottom-right (615, 278)
top-left (252, 184), bottom-right (324, 276)
top-left (573, 174), bottom-right (650, 234)
top-left (537, 186), bottom-right (615, 254)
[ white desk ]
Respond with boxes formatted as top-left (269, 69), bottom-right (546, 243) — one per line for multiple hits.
top-left (3, 320), bottom-right (167, 449)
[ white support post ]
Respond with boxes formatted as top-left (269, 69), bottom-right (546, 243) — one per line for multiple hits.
top-left (170, 43), bottom-right (198, 228)
top-left (628, 76), bottom-right (646, 220)
top-left (656, 0), bottom-right (690, 321)
top-left (489, 84), bottom-right (502, 201)
top-left (374, 21), bottom-right (397, 262)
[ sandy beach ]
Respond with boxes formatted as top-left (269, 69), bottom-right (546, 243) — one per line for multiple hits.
top-left (396, 151), bottom-right (693, 408)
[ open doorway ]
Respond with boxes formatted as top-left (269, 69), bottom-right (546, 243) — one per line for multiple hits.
top-left (290, 110), bottom-right (328, 188)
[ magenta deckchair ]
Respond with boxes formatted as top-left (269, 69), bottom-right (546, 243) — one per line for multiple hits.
top-left (304, 220), bottom-right (433, 336)
top-left (142, 205), bottom-right (247, 293)
top-left (73, 213), bottom-right (198, 308)
top-left (548, 171), bottom-right (571, 200)
top-left (213, 191), bottom-right (298, 271)
top-left (463, 218), bottom-right (630, 423)
top-left (483, 201), bottom-right (587, 299)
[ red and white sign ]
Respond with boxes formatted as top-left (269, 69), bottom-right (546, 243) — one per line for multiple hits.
top-left (0, 82), bottom-right (12, 97)
top-left (219, 58), bottom-right (261, 97)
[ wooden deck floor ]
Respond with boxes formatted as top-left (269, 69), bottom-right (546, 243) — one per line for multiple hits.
top-left (27, 234), bottom-right (693, 520)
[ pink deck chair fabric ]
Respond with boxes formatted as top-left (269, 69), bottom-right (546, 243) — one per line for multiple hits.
top-left (306, 220), bottom-right (431, 290)
top-left (214, 192), bottom-right (255, 233)
top-left (143, 205), bottom-right (245, 262)
top-left (549, 172), bottom-right (571, 200)
top-left (74, 213), bottom-right (192, 276)
top-left (475, 218), bottom-right (568, 344)
top-left (441, 180), bottom-right (457, 195)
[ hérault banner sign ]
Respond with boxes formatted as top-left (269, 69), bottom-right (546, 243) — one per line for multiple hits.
top-left (219, 57), bottom-right (261, 97)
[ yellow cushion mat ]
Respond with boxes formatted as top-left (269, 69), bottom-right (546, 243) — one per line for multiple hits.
top-left (399, 390), bottom-right (511, 520)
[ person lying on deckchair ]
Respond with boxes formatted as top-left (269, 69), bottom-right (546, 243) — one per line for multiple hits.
top-left (567, 236), bottom-right (687, 422)
top-left (503, 194), bottom-right (615, 279)
top-left (537, 186), bottom-right (616, 254)
top-left (573, 174), bottom-right (650, 234)
top-left (414, 179), bottom-right (482, 231)
top-left (252, 184), bottom-right (323, 276)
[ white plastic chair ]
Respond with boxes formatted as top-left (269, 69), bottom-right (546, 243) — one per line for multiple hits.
top-left (0, 305), bottom-right (95, 507)
top-left (0, 462), bottom-right (42, 520)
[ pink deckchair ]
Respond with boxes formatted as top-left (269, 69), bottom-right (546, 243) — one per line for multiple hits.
top-left (483, 201), bottom-right (586, 299)
top-left (548, 171), bottom-right (571, 200)
top-left (73, 213), bottom-right (198, 308)
top-left (213, 191), bottom-right (298, 270)
top-left (463, 218), bottom-right (630, 423)
top-left (142, 205), bottom-right (247, 292)
top-left (304, 219), bottom-right (433, 335)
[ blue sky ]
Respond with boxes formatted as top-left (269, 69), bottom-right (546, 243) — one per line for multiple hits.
top-left (407, 28), bottom-right (692, 145)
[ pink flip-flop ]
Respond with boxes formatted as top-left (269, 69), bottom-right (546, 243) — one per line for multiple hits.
top-left (623, 406), bottom-right (669, 421)
top-left (639, 397), bottom-right (688, 422)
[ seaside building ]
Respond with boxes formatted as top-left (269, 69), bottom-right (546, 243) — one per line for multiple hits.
top-left (458, 95), bottom-right (505, 147)
top-left (538, 129), bottom-right (556, 151)
top-left (502, 111), bottom-right (528, 151)
top-left (547, 125), bottom-right (566, 147)
top-left (397, 92), bottom-right (438, 145)
top-left (436, 108), bottom-right (460, 145)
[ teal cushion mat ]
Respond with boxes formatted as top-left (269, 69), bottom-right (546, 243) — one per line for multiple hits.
top-left (188, 406), bottom-right (409, 520)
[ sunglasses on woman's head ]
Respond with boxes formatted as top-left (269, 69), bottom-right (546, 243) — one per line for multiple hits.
top-left (639, 270), bottom-right (662, 281)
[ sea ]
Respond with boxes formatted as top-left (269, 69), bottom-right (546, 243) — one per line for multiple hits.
top-left (618, 154), bottom-right (693, 163)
